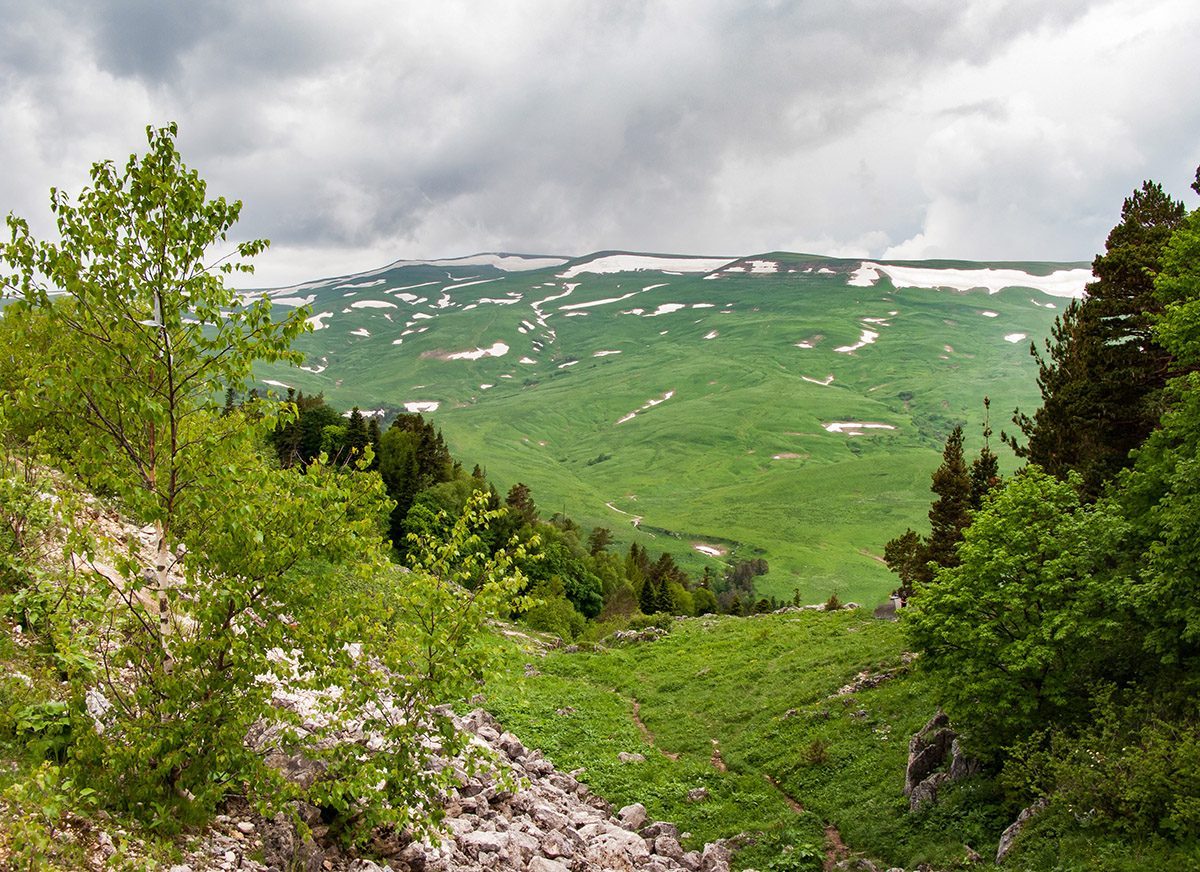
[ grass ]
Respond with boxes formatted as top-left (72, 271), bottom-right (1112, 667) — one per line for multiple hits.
top-left (253, 252), bottom-right (1073, 607)
top-left (485, 608), bottom-right (1008, 869)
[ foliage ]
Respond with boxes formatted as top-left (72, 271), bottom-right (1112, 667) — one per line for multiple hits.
top-left (1004, 689), bottom-right (1200, 844)
top-left (903, 467), bottom-right (1130, 762)
top-left (1, 762), bottom-right (97, 871)
top-left (1154, 207), bottom-right (1200, 367)
top-left (304, 491), bottom-right (537, 839)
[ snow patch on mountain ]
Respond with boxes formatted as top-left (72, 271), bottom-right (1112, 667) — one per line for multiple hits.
top-left (446, 342), bottom-right (510, 361)
top-left (835, 329), bottom-right (879, 353)
top-left (559, 254), bottom-right (735, 278)
top-left (851, 261), bottom-right (1092, 298)
top-left (615, 390), bottom-right (675, 425)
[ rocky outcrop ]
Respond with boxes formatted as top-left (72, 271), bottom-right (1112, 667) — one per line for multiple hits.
top-left (995, 798), bottom-right (1048, 864)
top-left (904, 713), bottom-right (981, 811)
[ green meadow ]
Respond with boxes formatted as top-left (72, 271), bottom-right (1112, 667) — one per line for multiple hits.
top-left (254, 252), bottom-right (1079, 604)
top-left (486, 609), bottom-right (1005, 871)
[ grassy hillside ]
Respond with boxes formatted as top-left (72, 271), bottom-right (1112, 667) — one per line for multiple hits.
top-left (251, 251), bottom-right (1087, 604)
top-left (486, 609), bottom-right (997, 870)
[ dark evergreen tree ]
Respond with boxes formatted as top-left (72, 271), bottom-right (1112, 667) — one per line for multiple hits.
top-left (925, 425), bottom-right (972, 573)
top-left (969, 397), bottom-right (1001, 512)
top-left (505, 482), bottom-right (539, 526)
top-left (588, 526), bottom-right (614, 555)
top-left (367, 417), bottom-right (382, 470)
top-left (344, 406), bottom-right (370, 462)
top-left (884, 528), bottom-right (926, 600)
top-left (1006, 180), bottom-right (1187, 498)
top-left (638, 575), bottom-right (658, 615)
top-left (728, 593), bottom-right (744, 617)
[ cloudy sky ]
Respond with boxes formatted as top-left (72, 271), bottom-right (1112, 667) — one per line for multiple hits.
top-left (3, 0), bottom-right (1199, 288)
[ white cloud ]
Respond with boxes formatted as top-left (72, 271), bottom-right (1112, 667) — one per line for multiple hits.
top-left (1, 0), bottom-right (1198, 288)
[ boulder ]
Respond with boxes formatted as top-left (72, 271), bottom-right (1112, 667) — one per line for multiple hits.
top-left (617, 802), bottom-right (649, 829)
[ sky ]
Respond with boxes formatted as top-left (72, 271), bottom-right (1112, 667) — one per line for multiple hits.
top-left (2, 0), bottom-right (1199, 289)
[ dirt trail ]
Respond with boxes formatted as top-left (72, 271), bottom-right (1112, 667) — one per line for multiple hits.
top-left (709, 738), bottom-right (727, 772)
top-left (822, 823), bottom-right (852, 871)
top-left (630, 698), bottom-right (679, 761)
top-left (761, 774), bottom-right (852, 872)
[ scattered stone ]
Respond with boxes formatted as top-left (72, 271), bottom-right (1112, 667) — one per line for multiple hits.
top-left (618, 751), bottom-right (647, 763)
top-left (686, 787), bottom-right (710, 803)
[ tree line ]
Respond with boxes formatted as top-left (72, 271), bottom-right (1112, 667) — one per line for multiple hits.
top-left (242, 387), bottom-right (777, 641)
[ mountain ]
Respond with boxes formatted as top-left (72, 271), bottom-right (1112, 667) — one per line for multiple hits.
top-left (249, 251), bottom-right (1091, 603)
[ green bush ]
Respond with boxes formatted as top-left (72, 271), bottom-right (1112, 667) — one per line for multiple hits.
top-left (523, 596), bottom-right (586, 642)
top-left (629, 611), bottom-right (673, 631)
top-left (1005, 692), bottom-right (1200, 843)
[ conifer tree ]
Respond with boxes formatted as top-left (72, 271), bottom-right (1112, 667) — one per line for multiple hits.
top-left (968, 397), bottom-right (1001, 511)
top-left (1006, 180), bottom-right (1187, 498)
top-left (925, 425), bottom-right (973, 571)
top-left (367, 417), bottom-right (382, 470)
top-left (728, 593), bottom-right (744, 617)
top-left (588, 526), bottom-right (614, 555)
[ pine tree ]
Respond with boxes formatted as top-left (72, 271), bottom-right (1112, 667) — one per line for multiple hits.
top-left (1006, 180), bottom-right (1187, 498)
top-left (969, 397), bottom-right (1001, 511)
top-left (925, 425), bottom-right (973, 572)
top-left (588, 526), bottom-right (614, 555)
top-left (639, 576), bottom-right (658, 615)
top-left (505, 482), bottom-right (539, 526)
top-left (367, 417), bottom-right (382, 470)
top-left (345, 406), bottom-right (370, 462)
top-left (728, 593), bottom-right (744, 617)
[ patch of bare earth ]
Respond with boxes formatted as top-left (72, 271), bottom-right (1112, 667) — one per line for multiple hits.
top-left (710, 738), bottom-right (727, 772)
top-left (823, 823), bottom-right (853, 872)
top-left (631, 698), bottom-right (679, 761)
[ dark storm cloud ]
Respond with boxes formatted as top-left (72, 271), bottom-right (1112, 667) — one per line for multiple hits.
top-left (1, 0), bottom-right (1198, 286)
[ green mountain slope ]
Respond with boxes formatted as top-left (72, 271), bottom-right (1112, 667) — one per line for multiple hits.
top-left (251, 251), bottom-right (1089, 604)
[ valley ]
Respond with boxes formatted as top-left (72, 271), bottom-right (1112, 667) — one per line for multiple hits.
top-left (253, 251), bottom-right (1089, 604)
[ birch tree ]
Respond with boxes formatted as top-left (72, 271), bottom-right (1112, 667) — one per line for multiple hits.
top-left (1, 123), bottom-right (307, 669)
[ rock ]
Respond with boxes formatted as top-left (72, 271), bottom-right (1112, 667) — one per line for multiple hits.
top-left (497, 732), bottom-right (526, 760)
top-left (654, 836), bottom-right (685, 860)
top-left (618, 751), bottom-right (647, 763)
top-left (97, 831), bottom-right (117, 858)
top-left (528, 858), bottom-right (570, 872)
top-left (641, 821), bottom-right (681, 841)
top-left (681, 851), bottom-right (704, 871)
top-left (700, 842), bottom-right (731, 872)
top-left (540, 830), bottom-right (575, 859)
top-left (909, 771), bottom-right (953, 811)
top-left (347, 861), bottom-right (391, 872)
top-left (296, 836), bottom-right (325, 872)
top-left (237, 821), bottom-right (255, 834)
top-left (996, 798), bottom-right (1049, 864)
top-left (460, 830), bottom-right (507, 857)
top-left (905, 722), bottom-right (954, 796)
top-left (617, 802), bottom-right (649, 829)
top-left (947, 737), bottom-right (981, 781)
top-left (686, 788), bottom-right (710, 803)
top-left (872, 600), bottom-right (897, 620)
